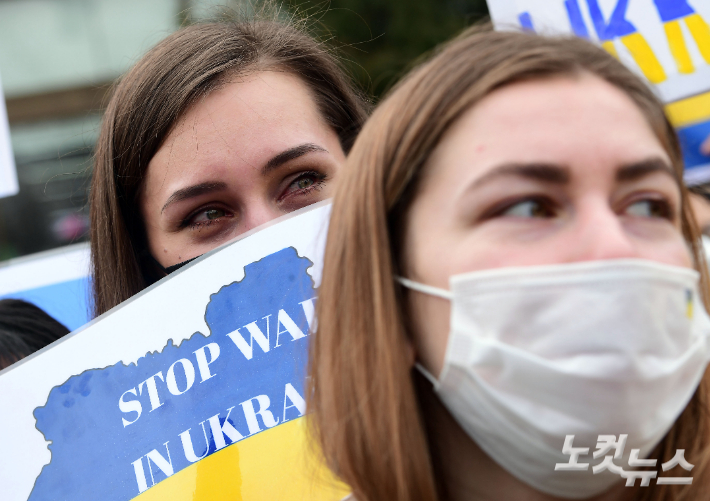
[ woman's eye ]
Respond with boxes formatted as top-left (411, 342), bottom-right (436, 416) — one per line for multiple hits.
top-left (283, 171), bottom-right (326, 198)
top-left (183, 207), bottom-right (233, 229)
top-left (196, 208), bottom-right (226, 222)
top-left (296, 177), bottom-right (315, 190)
top-left (626, 199), bottom-right (672, 219)
top-left (500, 199), bottom-right (556, 219)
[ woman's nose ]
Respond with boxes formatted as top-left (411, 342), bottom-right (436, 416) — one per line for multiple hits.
top-left (567, 200), bottom-right (639, 262)
top-left (241, 202), bottom-right (284, 233)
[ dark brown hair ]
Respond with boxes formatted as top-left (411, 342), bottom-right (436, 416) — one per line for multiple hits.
top-left (0, 299), bottom-right (69, 369)
top-left (89, 15), bottom-right (369, 317)
top-left (309, 26), bottom-right (710, 501)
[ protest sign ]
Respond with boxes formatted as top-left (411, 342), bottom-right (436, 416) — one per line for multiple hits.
top-left (0, 72), bottom-right (18, 198)
top-left (487, 0), bottom-right (710, 183)
top-left (0, 243), bottom-right (91, 331)
top-left (0, 201), bottom-right (348, 501)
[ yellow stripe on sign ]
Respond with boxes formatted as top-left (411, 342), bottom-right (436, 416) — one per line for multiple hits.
top-left (665, 20), bottom-right (694, 74)
top-left (686, 13), bottom-right (710, 64)
top-left (135, 418), bottom-right (350, 501)
top-left (665, 91), bottom-right (710, 128)
top-left (621, 33), bottom-right (667, 84)
top-left (602, 40), bottom-right (619, 59)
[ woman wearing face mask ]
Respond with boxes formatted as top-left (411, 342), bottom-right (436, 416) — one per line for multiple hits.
top-left (89, 15), bottom-right (368, 317)
top-left (309, 27), bottom-right (710, 501)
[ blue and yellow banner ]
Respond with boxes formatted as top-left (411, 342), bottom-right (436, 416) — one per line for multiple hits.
top-left (0, 203), bottom-right (348, 501)
top-left (488, 0), bottom-right (710, 184)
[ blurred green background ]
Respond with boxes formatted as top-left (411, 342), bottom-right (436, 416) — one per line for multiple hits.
top-left (0, 0), bottom-right (488, 261)
top-left (288, 0), bottom-right (489, 98)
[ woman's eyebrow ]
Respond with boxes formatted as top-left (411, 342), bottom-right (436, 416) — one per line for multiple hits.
top-left (161, 181), bottom-right (228, 213)
top-left (616, 157), bottom-right (676, 182)
top-left (262, 143), bottom-right (328, 174)
top-left (467, 163), bottom-right (570, 191)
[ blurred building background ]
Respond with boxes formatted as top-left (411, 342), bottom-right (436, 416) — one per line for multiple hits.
top-left (0, 0), bottom-right (488, 261)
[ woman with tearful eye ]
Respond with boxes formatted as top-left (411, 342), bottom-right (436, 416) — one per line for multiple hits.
top-left (309, 27), bottom-right (710, 501)
top-left (89, 15), bottom-right (368, 317)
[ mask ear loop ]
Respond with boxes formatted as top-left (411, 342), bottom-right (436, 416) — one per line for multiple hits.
top-left (396, 276), bottom-right (451, 390)
top-left (415, 362), bottom-right (441, 390)
top-left (396, 276), bottom-right (453, 300)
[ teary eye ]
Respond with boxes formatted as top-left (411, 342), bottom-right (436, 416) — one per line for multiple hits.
top-left (181, 206), bottom-right (234, 230)
top-left (280, 171), bottom-right (326, 200)
top-left (204, 208), bottom-right (225, 220)
top-left (296, 177), bottom-right (315, 190)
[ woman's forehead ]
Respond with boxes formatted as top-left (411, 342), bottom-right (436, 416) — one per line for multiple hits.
top-left (167, 71), bottom-right (323, 144)
top-left (144, 71), bottom-right (334, 188)
top-left (424, 75), bottom-right (671, 187)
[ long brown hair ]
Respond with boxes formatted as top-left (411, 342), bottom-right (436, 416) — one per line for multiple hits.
top-left (89, 13), bottom-right (369, 317)
top-left (309, 26), bottom-right (710, 501)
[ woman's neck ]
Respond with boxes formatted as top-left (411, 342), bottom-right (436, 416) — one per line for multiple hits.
top-left (415, 374), bottom-right (635, 501)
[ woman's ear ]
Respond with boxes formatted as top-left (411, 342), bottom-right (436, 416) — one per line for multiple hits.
top-left (405, 337), bottom-right (416, 368)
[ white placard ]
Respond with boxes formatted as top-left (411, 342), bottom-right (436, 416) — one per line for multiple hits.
top-left (488, 0), bottom-right (710, 103)
top-left (487, 0), bottom-right (710, 184)
top-left (0, 202), bottom-right (345, 501)
top-left (0, 243), bottom-right (91, 330)
top-left (0, 72), bottom-right (17, 198)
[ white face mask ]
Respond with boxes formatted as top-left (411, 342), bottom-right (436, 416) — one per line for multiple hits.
top-left (398, 259), bottom-right (710, 499)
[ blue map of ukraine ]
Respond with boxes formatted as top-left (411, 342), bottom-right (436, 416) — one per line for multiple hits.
top-left (29, 247), bottom-right (317, 501)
